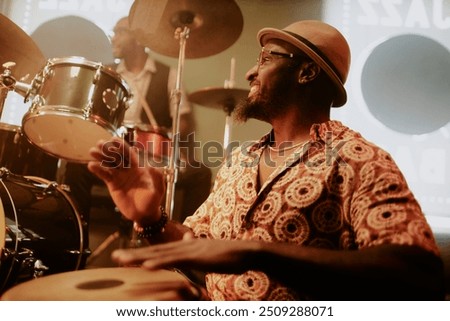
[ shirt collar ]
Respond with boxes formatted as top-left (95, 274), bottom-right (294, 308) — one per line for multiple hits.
top-left (252, 120), bottom-right (346, 151)
top-left (116, 55), bottom-right (157, 75)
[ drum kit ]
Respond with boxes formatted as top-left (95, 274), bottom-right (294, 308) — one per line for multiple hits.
top-left (0, 0), bottom-right (249, 300)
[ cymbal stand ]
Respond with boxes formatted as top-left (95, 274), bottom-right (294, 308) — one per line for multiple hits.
top-left (0, 62), bottom-right (17, 119)
top-left (223, 57), bottom-right (236, 150)
top-left (0, 87), bottom-right (7, 119)
top-left (165, 26), bottom-right (190, 220)
top-left (0, 62), bottom-right (33, 119)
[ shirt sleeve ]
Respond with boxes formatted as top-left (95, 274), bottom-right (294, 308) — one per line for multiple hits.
top-left (348, 143), bottom-right (440, 256)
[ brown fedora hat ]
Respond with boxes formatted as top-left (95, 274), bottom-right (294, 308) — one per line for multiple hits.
top-left (257, 20), bottom-right (351, 107)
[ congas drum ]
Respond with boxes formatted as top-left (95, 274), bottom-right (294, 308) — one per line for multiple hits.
top-left (0, 169), bottom-right (86, 293)
top-left (1, 267), bottom-right (201, 300)
top-left (123, 123), bottom-right (172, 168)
top-left (0, 123), bottom-right (58, 180)
top-left (21, 56), bottom-right (130, 163)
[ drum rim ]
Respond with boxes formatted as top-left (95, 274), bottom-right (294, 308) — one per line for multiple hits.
top-left (25, 175), bottom-right (85, 270)
top-left (0, 177), bottom-right (19, 254)
top-left (0, 122), bottom-right (20, 132)
top-left (122, 122), bottom-right (172, 138)
top-left (22, 110), bottom-right (120, 163)
top-left (1, 267), bottom-right (201, 301)
top-left (0, 194), bottom-right (5, 253)
top-left (22, 107), bottom-right (122, 133)
top-left (0, 174), bottom-right (85, 293)
top-left (48, 56), bottom-right (101, 68)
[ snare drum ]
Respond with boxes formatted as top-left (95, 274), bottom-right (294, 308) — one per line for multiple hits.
top-left (22, 56), bottom-right (130, 163)
top-left (1, 267), bottom-right (201, 300)
top-left (0, 169), bottom-right (86, 292)
top-left (0, 123), bottom-right (58, 180)
top-left (123, 123), bottom-right (172, 167)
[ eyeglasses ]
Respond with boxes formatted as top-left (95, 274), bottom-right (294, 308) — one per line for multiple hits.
top-left (256, 47), bottom-right (297, 67)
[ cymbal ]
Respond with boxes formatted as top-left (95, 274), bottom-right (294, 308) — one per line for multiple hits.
top-left (0, 14), bottom-right (46, 80)
top-left (189, 87), bottom-right (249, 113)
top-left (129, 0), bottom-right (244, 58)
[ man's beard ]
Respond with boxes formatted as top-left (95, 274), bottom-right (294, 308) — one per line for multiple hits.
top-left (233, 90), bottom-right (290, 123)
top-left (233, 97), bottom-right (270, 123)
top-left (233, 70), bottom-right (295, 123)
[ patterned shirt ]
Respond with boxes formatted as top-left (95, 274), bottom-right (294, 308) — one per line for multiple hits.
top-left (184, 120), bottom-right (440, 300)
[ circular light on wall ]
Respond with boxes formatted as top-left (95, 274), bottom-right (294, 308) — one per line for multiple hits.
top-left (361, 34), bottom-right (450, 135)
top-left (31, 15), bottom-right (113, 63)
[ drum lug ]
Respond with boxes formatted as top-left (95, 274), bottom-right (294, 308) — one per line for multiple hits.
top-left (15, 248), bottom-right (49, 280)
top-left (0, 166), bottom-right (10, 178)
top-left (117, 125), bottom-right (128, 138)
top-left (30, 95), bottom-right (45, 112)
top-left (26, 66), bottom-right (49, 103)
top-left (33, 260), bottom-right (49, 278)
top-left (83, 101), bottom-right (93, 119)
top-left (93, 67), bottom-right (102, 84)
top-left (66, 250), bottom-right (81, 255)
top-left (123, 96), bottom-right (131, 111)
top-left (27, 76), bottom-right (41, 101)
top-left (59, 183), bottom-right (71, 192)
top-left (43, 181), bottom-right (59, 193)
top-left (42, 63), bottom-right (54, 79)
top-left (83, 66), bottom-right (101, 118)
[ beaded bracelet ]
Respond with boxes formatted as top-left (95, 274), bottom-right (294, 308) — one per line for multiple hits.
top-left (133, 206), bottom-right (168, 238)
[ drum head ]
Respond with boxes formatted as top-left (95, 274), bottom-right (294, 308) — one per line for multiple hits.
top-left (22, 112), bottom-right (116, 163)
top-left (1, 267), bottom-right (200, 301)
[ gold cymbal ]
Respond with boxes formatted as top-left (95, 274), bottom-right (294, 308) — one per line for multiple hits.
top-left (129, 0), bottom-right (244, 59)
top-left (0, 14), bottom-right (45, 80)
top-left (189, 87), bottom-right (249, 113)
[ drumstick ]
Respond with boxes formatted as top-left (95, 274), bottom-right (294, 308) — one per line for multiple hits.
top-left (86, 231), bottom-right (120, 265)
top-left (137, 92), bottom-right (159, 128)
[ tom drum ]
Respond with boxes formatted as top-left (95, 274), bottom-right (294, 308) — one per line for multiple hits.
top-left (0, 169), bottom-right (86, 293)
top-left (21, 56), bottom-right (130, 163)
top-left (0, 123), bottom-right (58, 180)
top-left (123, 123), bottom-right (172, 168)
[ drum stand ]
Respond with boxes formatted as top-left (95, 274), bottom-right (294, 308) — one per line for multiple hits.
top-left (86, 27), bottom-right (190, 265)
top-left (85, 209), bottom-right (140, 266)
top-left (0, 62), bottom-right (33, 116)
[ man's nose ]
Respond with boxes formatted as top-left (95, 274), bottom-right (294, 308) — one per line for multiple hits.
top-left (245, 64), bottom-right (258, 81)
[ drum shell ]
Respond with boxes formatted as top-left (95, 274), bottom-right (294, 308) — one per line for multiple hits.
top-left (22, 57), bottom-right (130, 163)
top-left (0, 172), bottom-right (85, 292)
top-left (35, 58), bottom-right (128, 126)
top-left (123, 124), bottom-right (171, 161)
top-left (0, 123), bottom-right (58, 180)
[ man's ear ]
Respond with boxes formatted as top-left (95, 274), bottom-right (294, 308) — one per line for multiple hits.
top-left (297, 62), bottom-right (321, 84)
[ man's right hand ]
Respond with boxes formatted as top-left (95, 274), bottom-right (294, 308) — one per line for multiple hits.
top-left (87, 137), bottom-right (166, 226)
